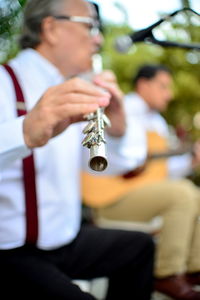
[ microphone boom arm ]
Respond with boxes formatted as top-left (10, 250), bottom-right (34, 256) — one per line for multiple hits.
top-left (147, 35), bottom-right (200, 51)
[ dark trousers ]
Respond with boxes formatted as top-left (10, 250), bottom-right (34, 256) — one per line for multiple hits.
top-left (0, 225), bottom-right (154, 299)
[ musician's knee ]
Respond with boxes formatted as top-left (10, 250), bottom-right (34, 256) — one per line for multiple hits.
top-left (165, 179), bottom-right (198, 214)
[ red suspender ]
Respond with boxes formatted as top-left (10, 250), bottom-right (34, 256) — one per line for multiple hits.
top-left (3, 64), bottom-right (38, 244)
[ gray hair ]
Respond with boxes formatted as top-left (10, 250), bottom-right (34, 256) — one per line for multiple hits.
top-left (19, 0), bottom-right (68, 49)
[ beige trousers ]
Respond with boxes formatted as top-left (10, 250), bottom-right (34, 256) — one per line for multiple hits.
top-left (95, 179), bottom-right (200, 277)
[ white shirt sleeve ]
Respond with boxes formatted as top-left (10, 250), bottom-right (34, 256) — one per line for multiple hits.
top-left (0, 116), bottom-right (31, 170)
top-left (0, 67), bottom-right (31, 171)
top-left (103, 116), bottom-right (147, 175)
top-left (167, 153), bottom-right (193, 178)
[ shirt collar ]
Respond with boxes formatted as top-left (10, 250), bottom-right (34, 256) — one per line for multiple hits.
top-left (134, 92), bottom-right (155, 113)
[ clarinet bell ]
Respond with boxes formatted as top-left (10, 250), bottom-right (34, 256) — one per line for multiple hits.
top-left (89, 144), bottom-right (108, 171)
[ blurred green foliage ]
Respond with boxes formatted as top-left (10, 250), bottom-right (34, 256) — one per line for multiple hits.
top-left (0, 0), bottom-right (25, 62)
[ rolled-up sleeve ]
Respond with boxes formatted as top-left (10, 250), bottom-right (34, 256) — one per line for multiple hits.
top-left (0, 116), bottom-right (31, 170)
top-left (104, 116), bottom-right (147, 174)
top-left (168, 153), bottom-right (193, 178)
top-left (0, 67), bottom-right (31, 171)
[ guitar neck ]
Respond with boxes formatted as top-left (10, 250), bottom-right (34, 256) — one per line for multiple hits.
top-left (122, 144), bottom-right (193, 179)
top-left (148, 145), bottom-right (193, 160)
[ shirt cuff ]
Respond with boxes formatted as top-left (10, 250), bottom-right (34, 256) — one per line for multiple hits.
top-left (168, 153), bottom-right (193, 178)
top-left (0, 116), bottom-right (31, 169)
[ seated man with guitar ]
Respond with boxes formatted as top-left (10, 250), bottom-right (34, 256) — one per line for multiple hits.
top-left (82, 64), bottom-right (200, 300)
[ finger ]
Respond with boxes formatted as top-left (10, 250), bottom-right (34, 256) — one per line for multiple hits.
top-left (41, 80), bottom-right (111, 109)
top-left (92, 76), bottom-right (120, 93)
top-left (58, 77), bottom-right (111, 97)
top-left (57, 102), bottom-right (101, 118)
top-left (60, 93), bottom-right (110, 107)
top-left (94, 71), bottom-right (117, 82)
top-left (93, 80), bottom-right (123, 101)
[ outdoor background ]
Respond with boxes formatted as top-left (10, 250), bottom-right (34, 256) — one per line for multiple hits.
top-left (0, 0), bottom-right (200, 181)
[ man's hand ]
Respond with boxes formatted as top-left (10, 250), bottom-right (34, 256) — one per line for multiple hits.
top-left (23, 77), bottom-right (110, 148)
top-left (93, 70), bottom-right (126, 137)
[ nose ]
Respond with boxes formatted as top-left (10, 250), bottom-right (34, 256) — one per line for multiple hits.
top-left (92, 30), bottom-right (104, 48)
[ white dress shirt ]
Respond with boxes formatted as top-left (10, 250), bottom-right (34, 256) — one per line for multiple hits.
top-left (125, 92), bottom-right (193, 179)
top-left (0, 49), bottom-right (146, 250)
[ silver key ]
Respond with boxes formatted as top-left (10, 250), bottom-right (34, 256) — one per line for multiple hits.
top-left (82, 120), bottom-right (96, 134)
top-left (102, 114), bottom-right (111, 127)
top-left (82, 131), bottom-right (96, 147)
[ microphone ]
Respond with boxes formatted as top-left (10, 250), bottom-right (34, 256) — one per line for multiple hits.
top-left (114, 10), bottom-right (184, 53)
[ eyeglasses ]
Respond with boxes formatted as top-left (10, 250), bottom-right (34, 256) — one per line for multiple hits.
top-left (52, 15), bottom-right (100, 37)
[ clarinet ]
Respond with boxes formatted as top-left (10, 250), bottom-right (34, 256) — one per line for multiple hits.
top-left (81, 54), bottom-right (111, 172)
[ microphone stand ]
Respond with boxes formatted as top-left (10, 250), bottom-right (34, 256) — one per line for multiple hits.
top-left (115, 7), bottom-right (200, 52)
top-left (144, 8), bottom-right (200, 51)
top-left (146, 34), bottom-right (200, 51)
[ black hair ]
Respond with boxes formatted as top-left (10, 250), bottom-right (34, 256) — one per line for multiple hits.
top-left (133, 64), bottom-right (172, 85)
top-left (88, 1), bottom-right (104, 33)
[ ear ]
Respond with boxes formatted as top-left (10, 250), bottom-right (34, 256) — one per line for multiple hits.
top-left (40, 16), bottom-right (59, 45)
top-left (137, 77), bottom-right (149, 89)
